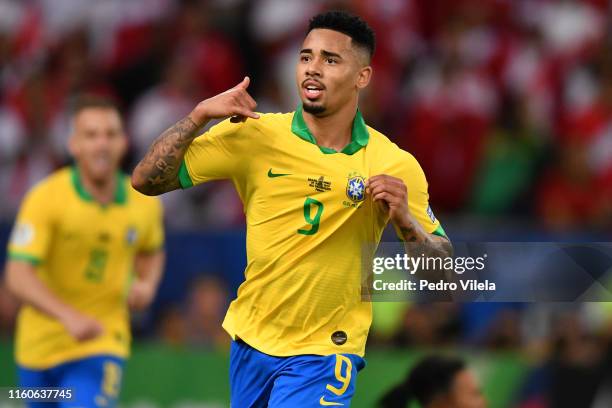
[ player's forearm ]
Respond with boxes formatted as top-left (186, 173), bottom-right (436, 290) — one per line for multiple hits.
top-left (5, 260), bottom-right (79, 323)
top-left (397, 215), bottom-right (453, 259)
top-left (398, 223), bottom-right (454, 290)
top-left (134, 251), bottom-right (165, 291)
top-left (131, 114), bottom-right (206, 196)
top-left (128, 251), bottom-right (165, 311)
top-left (132, 79), bottom-right (259, 195)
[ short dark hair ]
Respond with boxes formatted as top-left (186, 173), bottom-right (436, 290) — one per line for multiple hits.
top-left (71, 94), bottom-right (120, 117)
top-left (378, 355), bottom-right (466, 408)
top-left (307, 11), bottom-right (375, 61)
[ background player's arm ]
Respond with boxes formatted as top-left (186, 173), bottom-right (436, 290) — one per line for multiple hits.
top-left (6, 183), bottom-right (103, 341)
top-left (131, 76), bottom-right (259, 196)
top-left (127, 250), bottom-right (165, 311)
top-left (5, 261), bottom-right (104, 341)
top-left (128, 197), bottom-right (165, 311)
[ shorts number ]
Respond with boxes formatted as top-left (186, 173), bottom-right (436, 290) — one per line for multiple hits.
top-left (298, 197), bottom-right (324, 235)
top-left (84, 249), bottom-right (108, 282)
top-left (101, 361), bottom-right (122, 398)
top-left (326, 355), bottom-right (352, 396)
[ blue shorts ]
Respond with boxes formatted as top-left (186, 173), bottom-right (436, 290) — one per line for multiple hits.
top-left (17, 355), bottom-right (125, 408)
top-left (230, 339), bottom-right (366, 407)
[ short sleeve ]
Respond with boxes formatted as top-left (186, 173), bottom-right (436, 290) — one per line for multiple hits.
top-left (396, 153), bottom-right (446, 239)
top-left (179, 118), bottom-right (255, 188)
top-left (7, 184), bottom-right (55, 265)
top-left (138, 197), bottom-right (165, 253)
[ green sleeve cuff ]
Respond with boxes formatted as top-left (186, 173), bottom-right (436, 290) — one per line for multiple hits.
top-left (178, 161), bottom-right (194, 189)
top-left (137, 244), bottom-right (165, 255)
top-left (432, 224), bottom-right (447, 238)
top-left (8, 252), bottom-right (42, 266)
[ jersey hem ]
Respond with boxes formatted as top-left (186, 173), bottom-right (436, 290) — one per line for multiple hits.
top-left (16, 348), bottom-right (129, 370)
top-left (223, 325), bottom-right (366, 358)
top-left (15, 349), bottom-right (130, 370)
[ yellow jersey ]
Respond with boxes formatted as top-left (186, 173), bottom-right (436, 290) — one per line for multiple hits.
top-left (8, 166), bottom-right (164, 369)
top-left (179, 106), bottom-right (445, 357)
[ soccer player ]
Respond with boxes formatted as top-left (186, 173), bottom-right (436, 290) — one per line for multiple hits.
top-left (132, 10), bottom-right (451, 407)
top-left (5, 96), bottom-right (165, 408)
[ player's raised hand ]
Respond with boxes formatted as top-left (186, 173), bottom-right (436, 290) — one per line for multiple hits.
top-left (189, 76), bottom-right (260, 126)
top-left (366, 175), bottom-right (411, 226)
top-left (61, 310), bottom-right (104, 342)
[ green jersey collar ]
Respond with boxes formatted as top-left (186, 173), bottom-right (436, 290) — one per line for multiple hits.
top-left (71, 166), bottom-right (127, 205)
top-left (291, 104), bottom-right (369, 155)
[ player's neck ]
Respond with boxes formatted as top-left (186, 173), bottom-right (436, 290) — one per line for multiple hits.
top-left (302, 101), bottom-right (357, 152)
top-left (79, 168), bottom-right (116, 205)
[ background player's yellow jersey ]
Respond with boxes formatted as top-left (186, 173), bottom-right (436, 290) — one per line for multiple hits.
top-left (179, 107), bottom-right (445, 357)
top-left (7, 166), bottom-right (164, 369)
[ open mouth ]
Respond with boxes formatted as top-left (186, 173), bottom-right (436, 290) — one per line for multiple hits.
top-left (92, 155), bottom-right (112, 169)
top-left (302, 79), bottom-right (325, 100)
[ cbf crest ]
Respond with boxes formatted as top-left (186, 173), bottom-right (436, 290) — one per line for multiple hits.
top-left (346, 174), bottom-right (366, 203)
top-left (126, 227), bottom-right (138, 245)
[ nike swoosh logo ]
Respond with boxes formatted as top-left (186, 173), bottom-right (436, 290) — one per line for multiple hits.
top-left (268, 169), bottom-right (291, 178)
top-left (319, 396), bottom-right (344, 406)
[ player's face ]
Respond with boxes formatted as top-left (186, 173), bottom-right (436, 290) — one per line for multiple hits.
top-left (296, 28), bottom-right (372, 117)
top-left (447, 370), bottom-right (487, 408)
top-left (69, 108), bottom-right (126, 183)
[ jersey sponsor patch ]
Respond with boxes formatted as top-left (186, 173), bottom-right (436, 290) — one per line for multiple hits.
top-left (426, 205), bottom-right (436, 224)
top-left (308, 176), bottom-right (332, 192)
top-left (10, 222), bottom-right (34, 246)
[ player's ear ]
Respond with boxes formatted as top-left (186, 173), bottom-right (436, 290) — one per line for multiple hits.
top-left (356, 65), bottom-right (372, 90)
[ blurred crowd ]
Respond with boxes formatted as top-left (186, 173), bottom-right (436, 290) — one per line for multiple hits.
top-left (0, 0), bottom-right (611, 231)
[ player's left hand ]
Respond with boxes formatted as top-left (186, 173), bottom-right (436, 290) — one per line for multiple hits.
top-left (127, 280), bottom-right (156, 311)
top-left (366, 175), bottom-right (412, 227)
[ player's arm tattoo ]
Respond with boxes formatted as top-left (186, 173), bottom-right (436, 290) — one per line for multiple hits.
top-left (400, 222), bottom-right (454, 289)
top-left (132, 116), bottom-right (200, 195)
top-left (400, 224), bottom-right (452, 256)
top-left (400, 225), bottom-right (453, 258)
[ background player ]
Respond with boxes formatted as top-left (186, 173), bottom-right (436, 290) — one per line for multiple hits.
top-left (378, 355), bottom-right (487, 408)
top-left (5, 96), bottom-right (165, 408)
top-left (132, 10), bottom-right (450, 407)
